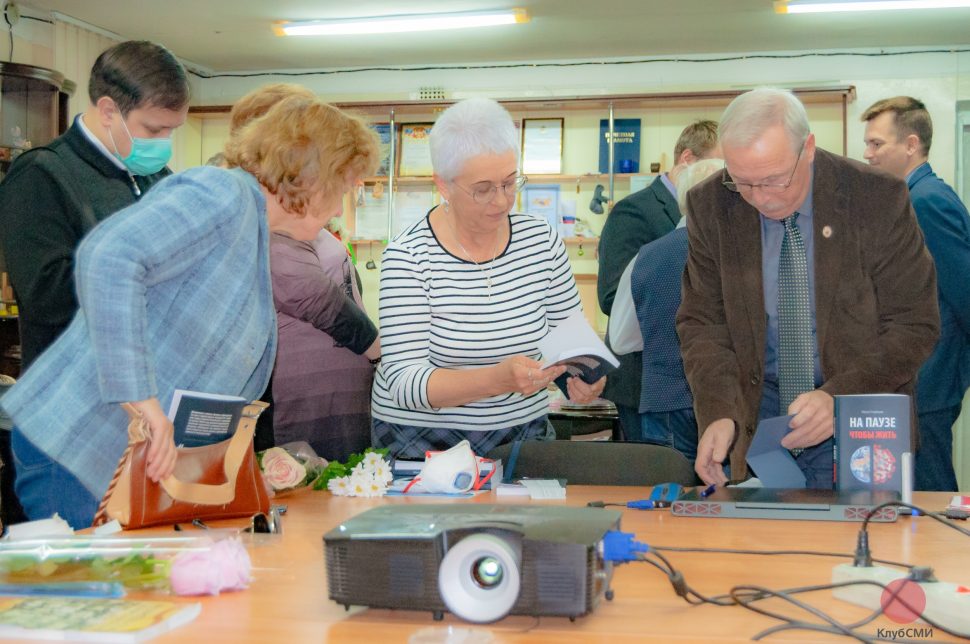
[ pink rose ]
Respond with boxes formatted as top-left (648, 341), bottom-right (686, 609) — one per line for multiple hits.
top-left (260, 447), bottom-right (307, 490)
top-left (170, 538), bottom-right (252, 596)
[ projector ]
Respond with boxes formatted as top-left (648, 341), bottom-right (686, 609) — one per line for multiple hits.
top-left (324, 504), bottom-right (622, 623)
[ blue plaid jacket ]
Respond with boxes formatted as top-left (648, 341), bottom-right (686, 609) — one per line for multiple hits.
top-left (1, 166), bottom-right (277, 497)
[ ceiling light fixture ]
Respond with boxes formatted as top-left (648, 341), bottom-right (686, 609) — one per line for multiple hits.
top-left (775, 0), bottom-right (970, 12)
top-left (274, 8), bottom-right (529, 36)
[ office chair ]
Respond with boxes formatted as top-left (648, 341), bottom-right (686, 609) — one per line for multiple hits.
top-left (486, 440), bottom-right (700, 486)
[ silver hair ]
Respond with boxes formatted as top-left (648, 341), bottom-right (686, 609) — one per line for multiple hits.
top-left (676, 158), bottom-right (726, 216)
top-left (429, 98), bottom-right (519, 181)
top-left (718, 88), bottom-right (810, 153)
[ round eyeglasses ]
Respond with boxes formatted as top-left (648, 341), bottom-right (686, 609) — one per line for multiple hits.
top-left (723, 142), bottom-right (805, 194)
top-left (453, 175), bottom-right (528, 204)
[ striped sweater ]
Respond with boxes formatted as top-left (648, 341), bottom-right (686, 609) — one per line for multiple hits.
top-left (371, 212), bottom-right (582, 430)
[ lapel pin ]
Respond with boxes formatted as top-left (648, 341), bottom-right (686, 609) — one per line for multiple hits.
top-left (822, 225), bottom-right (833, 239)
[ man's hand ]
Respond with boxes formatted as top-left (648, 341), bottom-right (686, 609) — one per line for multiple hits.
top-left (694, 418), bottom-right (735, 486)
top-left (782, 389), bottom-right (834, 449)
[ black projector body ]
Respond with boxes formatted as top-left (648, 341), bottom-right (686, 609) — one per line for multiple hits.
top-left (324, 504), bottom-right (622, 623)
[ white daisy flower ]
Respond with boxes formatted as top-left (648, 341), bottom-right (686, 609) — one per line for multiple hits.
top-left (372, 460), bottom-right (393, 484)
top-left (328, 476), bottom-right (351, 496)
top-left (366, 478), bottom-right (385, 498)
top-left (349, 471), bottom-right (371, 497)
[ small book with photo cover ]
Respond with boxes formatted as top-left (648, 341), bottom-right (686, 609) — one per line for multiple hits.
top-left (537, 311), bottom-right (619, 396)
top-left (167, 389), bottom-right (247, 448)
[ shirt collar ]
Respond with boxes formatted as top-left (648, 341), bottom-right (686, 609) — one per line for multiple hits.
top-left (905, 161), bottom-right (928, 185)
top-left (660, 172), bottom-right (677, 199)
top-left (76, 113), bottom-right (128, 171)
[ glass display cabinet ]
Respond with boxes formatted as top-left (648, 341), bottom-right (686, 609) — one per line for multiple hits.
top-left (0, 62), bottom-right (75, 376)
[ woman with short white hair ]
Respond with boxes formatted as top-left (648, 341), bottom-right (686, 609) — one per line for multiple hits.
top-left (371, 98), bottom-right (605, 458)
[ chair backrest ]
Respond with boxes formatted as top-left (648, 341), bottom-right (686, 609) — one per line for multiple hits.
top-left (486, 440), bottom-right (700, 486)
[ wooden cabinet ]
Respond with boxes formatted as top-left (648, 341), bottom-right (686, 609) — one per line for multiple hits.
top-left (0, 62), bottom-right (76, 377)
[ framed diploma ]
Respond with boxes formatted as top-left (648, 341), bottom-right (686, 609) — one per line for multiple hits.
top-left (521, 118), bottom-right (563, 174)
top-left (522, 184), bottom-right (561, 231)
top-left (371, 123), bottom-right (393, 177)
top-left (398, 123), bottom-right (434, 176)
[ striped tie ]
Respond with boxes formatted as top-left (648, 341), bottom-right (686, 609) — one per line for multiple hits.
top-left (778, 213), bottom-right (813, 456)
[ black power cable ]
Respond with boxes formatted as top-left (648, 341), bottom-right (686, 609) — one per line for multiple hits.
top-left (617, 501), bottom-right (970, 641)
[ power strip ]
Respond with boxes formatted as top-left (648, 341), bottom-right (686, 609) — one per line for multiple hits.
top-left (831, 563), bottom-right (970, 634)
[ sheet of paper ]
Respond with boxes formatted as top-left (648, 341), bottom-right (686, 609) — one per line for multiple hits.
top-left (746, 414), bottom-right (807, 488)
top-left (520, 479), bottom-right (566, 499)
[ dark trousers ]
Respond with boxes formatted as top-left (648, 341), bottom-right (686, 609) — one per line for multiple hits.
top-left (914, 405), bottom-right (959, 491)
top-left (637, 408), bottom-right (698, 462)
top-left (613, 403), bottom-right (639, 443)
top-left (0, 430), bottom-right (27, 531)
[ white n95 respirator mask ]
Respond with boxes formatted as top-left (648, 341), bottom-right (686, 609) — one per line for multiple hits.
top-left (409, 440), bottom-right (480, 494)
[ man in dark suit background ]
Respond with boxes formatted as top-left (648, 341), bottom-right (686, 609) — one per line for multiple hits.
top-left (677, 88), bottom-right (939, 487)
top-left (862, 96), bottom-right (970, 491)
top-left (597, 120), bottom-right (719, 439)
top-left (607, 158), bottom-right (725, 462)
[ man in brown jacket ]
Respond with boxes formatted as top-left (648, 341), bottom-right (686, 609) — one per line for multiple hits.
top-left (676, 88), bottom-right (939, 488)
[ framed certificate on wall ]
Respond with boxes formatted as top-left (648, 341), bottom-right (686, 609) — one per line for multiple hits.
top-left (398, 123), bottom-right (434, 176)
top-left (521, 183), bottom-right (561, 231)
top-left (521, 118), bottom-right (563, 174)
top-left (371, 123), bottom-right (393, 176)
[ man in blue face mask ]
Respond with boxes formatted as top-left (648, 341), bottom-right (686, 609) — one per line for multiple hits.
top-left (0, 40), bottom-right (189, 371)
top-left (0, 40), bottom-right (189, 525)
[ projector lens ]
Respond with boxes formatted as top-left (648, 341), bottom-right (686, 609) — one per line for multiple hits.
top-left (472, 556), bottom-right (504, 588)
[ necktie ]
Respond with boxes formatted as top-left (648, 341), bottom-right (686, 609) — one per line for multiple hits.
top-left (778, 213), bottom-right (814, 446)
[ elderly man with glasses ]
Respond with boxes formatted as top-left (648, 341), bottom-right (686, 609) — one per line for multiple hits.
top-left (676, 88), bottom-right (940, 488)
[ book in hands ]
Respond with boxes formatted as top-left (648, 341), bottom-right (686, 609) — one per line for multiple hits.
top-left (167, 389), bottom-right (247, 448)
top-left (537, 311), bottom-right (619, 395)
top-left (0, 596), bottom-right (200, 642)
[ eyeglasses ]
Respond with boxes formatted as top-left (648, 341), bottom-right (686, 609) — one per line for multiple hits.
top-left (722, 142), bottom-right (805, 194)
top-left (452, 175), bottom-right (528, 204)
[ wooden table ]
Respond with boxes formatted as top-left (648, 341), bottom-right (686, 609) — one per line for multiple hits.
top-left (120, 488), bottom-right (968, 643)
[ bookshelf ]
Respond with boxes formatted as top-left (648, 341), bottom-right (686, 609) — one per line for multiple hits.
top-left (188, 86), bottom-right (856, 330)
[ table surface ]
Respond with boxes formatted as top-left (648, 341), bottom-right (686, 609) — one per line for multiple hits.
top-left (42, 488), bottom-right (970, 643)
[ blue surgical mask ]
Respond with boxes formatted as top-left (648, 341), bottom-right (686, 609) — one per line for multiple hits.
top-left (111, 115), bottom-right (173, 176)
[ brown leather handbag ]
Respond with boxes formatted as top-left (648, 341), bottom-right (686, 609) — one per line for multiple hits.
top-left (93, 401), bottom-right (271, 529)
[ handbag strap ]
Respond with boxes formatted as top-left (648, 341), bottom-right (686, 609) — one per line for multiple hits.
top-left (158, 402), bottom-right (265, 505)
top-left (92, 403), bottom-right (148, 526)
top-left (158, 418), bottom-right (253, 504)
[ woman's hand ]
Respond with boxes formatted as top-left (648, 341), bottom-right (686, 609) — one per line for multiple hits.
top-left (501, 356), bottom-right (566, 396)
top-left (565, 375), bottom-right (606, 404)
top-left (128, 398), bottom-right (178, 482)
